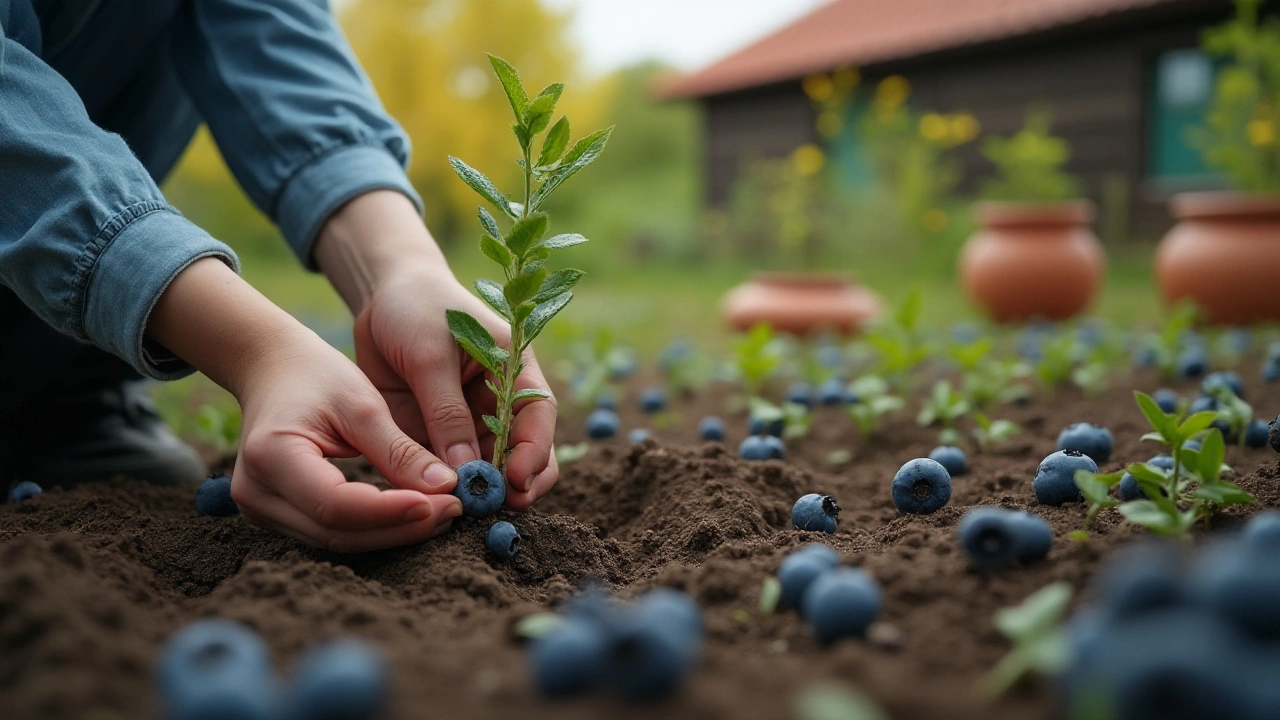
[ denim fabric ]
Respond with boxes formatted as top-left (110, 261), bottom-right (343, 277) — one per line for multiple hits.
top-left (0, 0), bottom-right (422, 386)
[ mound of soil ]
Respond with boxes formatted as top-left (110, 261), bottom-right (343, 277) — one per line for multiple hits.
top-left (2, 375), bottom-right (1278, 720)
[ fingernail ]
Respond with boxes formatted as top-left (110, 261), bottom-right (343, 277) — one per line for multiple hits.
top-left (445, 498), bottom-right (463, 518)
top-left (403, 502), bottom-right (434, 523)
top-left (447, 443), bottom-right (478, 468)
top-left (423, 463), bottom-right (457, 489)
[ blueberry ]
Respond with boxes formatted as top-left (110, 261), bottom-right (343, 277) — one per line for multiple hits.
top-left (283, 639), bottom-right (389, 720)
top-left (596, 394), bottom-right (618, 411)
top-left (1191, 541), bottom-right (1280, 640)
top-left (746, 414), bottom-right (785, 438)
top-left (891, 458), bottom-right (952, 515)
top-left (817, 378), bottom-right (846, 406)
top-left (1055, 423), bottom-right (1114, 464)
top-left (486, 521), bottom-right (520, 560)
top-left (586, 409), bottom-right (619, 439)
top-left (1148, 454), bottom-right (1175, 471)
top-left (1264, 360), bottom-right (1280, 384)
top-left (628, 428), bottom-right (651, 444)
top-left (777, 545), bottom-right (840, 607)
top-left (1095, 543), bottom-right (1184, 618)
top-left (1242, 512), bottom-right (1280, 551)
top-left (1132, 345), bottom-right (1158, 369)
top-left (562, 586), bottom-right (622, 629)
top-left (1009, 511), bottom-right (1053, 561)
top-left (1245, 419), bottom-right (1269, 449)
top-left (638, 387), bottom-right (667, 414)
top-left (1175, 346), bottom-right (1208, 378)
top-left (1188, 395), bottom-right (1218, 415)
top-left (1118, 472), bottom-right (1144, 501)
top-left (1033, 450), bottom-right (1097, 506)
top-left (603, 614), bottom-right (692, 701)
top-left (196, 475), bottom-right (237, 517)
top-left (928, 445), bottom-right (968, 477)
top-left (8, 480), bottom-right (42, 503)
top-left (157, 619), bottom-right (277, 720)
top-left (801, 567), bottom-right (882, 644)
top-left (1270, 415), bottom-right (1280, 454)
top-left (957, 508), bottom-right (1022, 570)
top-left (1202, 370), bottom-right (1244, 399)
top-left (529, 616), bottom-right (608, 698)
top-left (791, 494), bottom-right (839, 533)
top-left (452, 460), bottom-right (505, 517)
top-left (785, 382), bottom-right (813, 409)
top-left (1152, 389), bottom-right (1180, 414)
top-left (632, 588), bottom-right (703, 644)
top-left (697, 416), bottom-right (725, 442)
top-left (739, 435), bottom-right (785, 461)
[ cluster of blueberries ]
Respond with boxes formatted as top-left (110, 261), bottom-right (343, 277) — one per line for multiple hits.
top-left (1060, 512), bottom-right (1280, 720)
top-left (956, 507), bottom-right (1052, 569)
top-left (774, 544), bottom-right (883, 644)
top-left (584, 387), bottom-right (671, 443)
top-left (528, 587), bottom-right (702, 702)
top-left (157, 619), bottom-right (389, 720)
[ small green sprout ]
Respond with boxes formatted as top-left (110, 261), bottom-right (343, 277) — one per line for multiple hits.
top-left (759, 576), bottom-right (782, 614)
top-left (962, 358), bottom-right (1031, 410)
top-left (1151, 300), bottom-right (1199, 380)
top-left (794, 683), bottom-right (888, 720)
top-left (983, 581), bottom-right (1073, 698)
top-left (1207, 384), bottom-right (1253, 448)
top-left (1069, 470), bottom-right (1123, 542)
top-left (749, 397), bottom-right (811, 440)
top-left (846, 375), bottom-right (904, 440)
top-left (193, 404), bottom-right (241, 453)
top-left (554, 442), bottom-right (591, 467)
top-left (558, 329), bottom-right (633, 408)
top-left (971, 412), bottom-right (1021, 453)
top-left (865, 289), bottom-right (930, 392)
top-left (733, 323), bottom-right (784, 399)
top-left (1033, 332), bottom-right (1076, 389)
top-left (446, 55), bottom-right (612, 471)
top-left (917, 380), bottom-right (970, 446)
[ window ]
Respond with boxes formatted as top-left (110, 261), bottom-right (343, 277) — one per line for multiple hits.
top-left (1146, 48), bottom-right (1218, 185)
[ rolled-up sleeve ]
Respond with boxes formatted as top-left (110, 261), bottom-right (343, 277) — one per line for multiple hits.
top-left (171, 0), bottom-right (422, 270)
top-left (0, 23), bottom-right (239, 380)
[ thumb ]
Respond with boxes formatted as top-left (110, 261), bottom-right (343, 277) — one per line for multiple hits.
top-left (348, 407), bottom-right (458, 494)
top-left (410, 355), bottom-right (482, 469)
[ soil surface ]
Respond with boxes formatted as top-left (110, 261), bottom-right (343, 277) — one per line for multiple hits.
top-left (3, 371), bottom-right (1279, 720)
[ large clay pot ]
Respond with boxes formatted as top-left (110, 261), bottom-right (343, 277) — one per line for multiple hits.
top-left (958, 200), bottom-right (1105, 322)
top-left (1156, 192), bottom-right (1280, 324)
top-left (721, 272), bottom-right (882, 335)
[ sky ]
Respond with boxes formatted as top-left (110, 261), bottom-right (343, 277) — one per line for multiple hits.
top-left (542, 0), bottom-right (833, 74)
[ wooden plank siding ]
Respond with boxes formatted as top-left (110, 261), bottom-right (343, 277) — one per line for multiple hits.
top-left (699, 1), bottom-right (1233, 242)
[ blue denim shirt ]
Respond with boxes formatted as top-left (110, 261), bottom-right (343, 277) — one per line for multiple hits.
top-left (0, 0), bottom-right (422, 379)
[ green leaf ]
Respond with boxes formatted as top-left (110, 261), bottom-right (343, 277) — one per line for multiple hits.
top-left (1128, 463), bottom-right (1169, 484)
top-left (529, 127), bottom-right (613, 210)
top-left (993, 581), bottom-right (1072, 641)
top-left (1192, 481), bottom-right (1256, 506)
top-left (523, 83), bottom-right (563, 135)
top-left (793, 683), bottom-right (888, 720)
top-left (513, 613), bottom-right (563, 640)
top-left (1179, 411), bottom-right (1219, 440)
top-left (1068, 529), bottom-right (1089, 543)
top-left (538, 233), bottom-right (588, 250)
top-left (474, 279), bottom-right (511, 320)
top-left (449, 156), bottom-right (514, 218)
top-left (504, 267), bottom-right (548, 308)
top-left (477, 207), bottom-right (502, 239)
top-left (532, 269), bottom-right (584, 304)
top-left (1134, 391), bottom-right (1174, 442)
top-left (446, 310), bottom-right (509, 375)
top-left (480, 235), bottom-right (512, 266)
top-left (513, 388), bottom-right (551, 402)
top-left (1140, 431), bottom-right (1166, 443)
top-left (1198, 428), bottom-right (1226, 482)
top-left (1075, 470), bottom-right (1119, 507)
top-left (537, 116), bottom-right (570, 167)
top-left (523, 291), bottom-right (573, 344)
top-left (748, 397), bottom-right (785, 423)
top-left (1118, 500), bottom-right (1182, 535)
top-left (555, 442), bottom-right (590, 466)
top-left (487, 54), bottom-right (529, 123)
top-left (895, 289), bottom-right (924, 331)
top-left (483, 414), bottom-right (503, 436)
top-left (505, 213), bottom-right (549, 258)
top-left (759, 576), bottom-right (782, 614)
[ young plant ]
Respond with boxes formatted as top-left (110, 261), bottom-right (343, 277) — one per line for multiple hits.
top-left (962, 358), bottom-right (1032, 410)
top-left (1069, 470), bottom-right (1124, 542)
top-left (732, 323), bottom-right (784, 399)
top-left (749, 397), bottom-right (812, 440)
top-left (979, 111), bottom-right (1080, 202)
top-left (916, 380), bottom-right (970, 446)
top-left (560, 329), bottom-right (633, 408)
top-left (971, 412), bottom-right (1021, 453)
top-left (983, 581), bottom-right (1072, 698)
top-left (1150, 300), bottom-right (1199, 380)
top-left (447, 55), bottom-right (611, 471)
top-left (659, 339), bottom-right (713, 397)
top-left (1121, 392), bottom-right (1254, 536)
top-left (1033, 332), bottom-right (1076, 390)
top-left (865, 290), bottom-right (930, 392)
top-left (846, 375), bottom-right (904, 440)
top-left (1207, 384), bottom-right (1254, 447)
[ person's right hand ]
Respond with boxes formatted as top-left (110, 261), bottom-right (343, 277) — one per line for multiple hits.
top-left (148, 257), bottom-right (462, 553)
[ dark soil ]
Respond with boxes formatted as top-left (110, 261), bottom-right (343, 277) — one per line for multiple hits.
top-left (3, 372), bottom-right (1278, 720)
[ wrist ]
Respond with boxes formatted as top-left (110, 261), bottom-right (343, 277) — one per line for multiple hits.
top-left (314, 189), bottom-right (454, 313)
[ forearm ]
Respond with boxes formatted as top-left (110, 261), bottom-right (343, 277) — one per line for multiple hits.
top-left (147, 258), bottom-right (317, 399)
top-left (314, 190), bottom-right (454, 313)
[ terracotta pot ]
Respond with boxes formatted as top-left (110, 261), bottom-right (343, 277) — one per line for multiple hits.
top-left (721, 272), bottom-right (882, 335)
top-left (1156, 192), bottom-right (1280, 324)
top-left (958, 200), bottom-right (1105, 322)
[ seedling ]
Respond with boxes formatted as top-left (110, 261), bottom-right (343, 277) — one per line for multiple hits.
top-left (446, 55), bottom-right (611, 471)
top-left (1069, 470), bottom-right (1123, 542)
top-left (1150, 300), bottom-right (1199, 380)
top-left (971, 413), bottom-right (1021, 453)
top-left (793, 683), bottom-right (888, 720)
top-left (1207, 384), bottom-right (1254, 447)
top-left (559, 329), bottom-right (634, 408)
top-left (917, 380), bottom-right (970, 446)
top-left (193, 404), bottom-right (241, 453)
top-left (846, 375), bottom-right (904, 440)
top-left (554, 442), bottom-right (591, 467)
top-left (659, 339), bottom-right (713, 397)
top-left (749, 397), bottom-right (812, 440)
top-left (1119, 392), bottom-right (1254, 536)
top-left (865, 289), bottom-right (930, 392)
top-left (983, 581), bottom-right (1072, 697)
top-left (1033, 332), bottom-right (1075, 389)
top-left (733, 323), bottom-right (785, 399)
top-left (962, 358), bottom-right (1031, 410)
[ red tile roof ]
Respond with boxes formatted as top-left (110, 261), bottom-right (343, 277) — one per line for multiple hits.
top-left (660, 0), bottom-right (1196, 99)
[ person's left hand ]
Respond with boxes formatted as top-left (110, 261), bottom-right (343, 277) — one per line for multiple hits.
top-left (351, 269), bottom-right (559, 510)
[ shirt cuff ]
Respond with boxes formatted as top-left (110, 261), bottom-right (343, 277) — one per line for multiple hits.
top-left (82, 205), bottom-right (241, 380)
top-left (274, 143), bottom-right (425, 271)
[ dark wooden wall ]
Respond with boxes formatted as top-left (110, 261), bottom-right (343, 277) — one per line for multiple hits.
top-left (699, 0), bottom-right (1233, 242)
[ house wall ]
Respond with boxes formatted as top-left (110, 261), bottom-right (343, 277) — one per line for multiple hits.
top-left (699, 1), bottom-right (1233, 242)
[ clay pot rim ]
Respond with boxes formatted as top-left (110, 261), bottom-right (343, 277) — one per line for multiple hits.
top-left (746, 271), bottom-right (861, 288)
top-left (1170, 191), bottom-right (1280, 220)
top-left (975, 199), bottom-right (1095, 228)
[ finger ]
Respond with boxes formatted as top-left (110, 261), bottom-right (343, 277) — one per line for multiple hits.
top-left (410, 351), bottom-right (483, 469)
top-left (505, 452), bottom-right (560, 511)
top-left (505, 358), bottom-right (557, 492)
top-left (382, 389), bottom-right (430, 446)
top-left (342, 401), bottom-right (458, 494)
top-left (239, 493), bottom-right (458, 553)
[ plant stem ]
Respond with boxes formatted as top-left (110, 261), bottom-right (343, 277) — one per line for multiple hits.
top-left (493, 143), bottom-right (535, 471)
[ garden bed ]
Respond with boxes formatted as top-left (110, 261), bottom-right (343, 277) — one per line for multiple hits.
top-left (2, 373), bottom-right (1278, 720)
